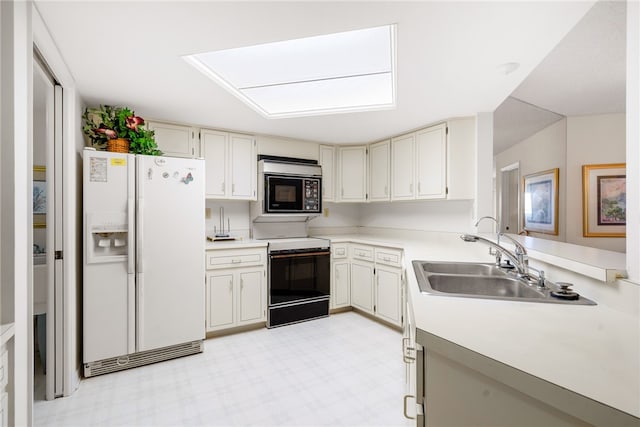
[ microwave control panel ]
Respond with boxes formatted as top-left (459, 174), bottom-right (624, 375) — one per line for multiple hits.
top-left (303, 179), bottom-right (321, 211)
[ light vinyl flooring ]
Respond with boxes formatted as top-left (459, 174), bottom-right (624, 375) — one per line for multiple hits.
top-left (34, 312), bottom-right (414, 426)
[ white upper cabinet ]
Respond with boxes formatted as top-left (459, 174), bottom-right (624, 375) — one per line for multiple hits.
top-left (147, 121), bottom-right (199, 158)
top-left (201, 129), bottom-right (228, 198)
top-left (446, 117), bottom-right (475, 200)
top-left (369, 140), bottom-right (391, 202)
top-left (319, 145), bottom-right (335, 202)
top-left (229, 133), bottom-right (256, 200)
top-left (338, 145), bottom-right (368, 202)
top-left (200, 130), bottom-right (256, 200)
top-left (415, 123), bottom-right (447, 199)
top-left (391, 133), bottom-right (415, 201)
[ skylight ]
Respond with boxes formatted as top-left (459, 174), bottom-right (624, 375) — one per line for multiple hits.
top-left (183, 25), bottom-right (396, 119)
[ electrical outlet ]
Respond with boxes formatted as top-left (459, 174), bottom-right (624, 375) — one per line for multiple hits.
top-left (323, 208), bottom-right (329, 217)
top-left (205, 208), bottom-right (211, 219)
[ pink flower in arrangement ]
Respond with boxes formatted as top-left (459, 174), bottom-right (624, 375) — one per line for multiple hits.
top-left (126, 115), bottom-right (145, 131)
top-left (95, 126), bottom-right (117, 139)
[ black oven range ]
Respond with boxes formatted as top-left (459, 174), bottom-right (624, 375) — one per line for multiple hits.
top-left (267, 237), bottom-right (331, 328)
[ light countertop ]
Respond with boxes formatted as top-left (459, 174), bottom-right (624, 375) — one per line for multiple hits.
top-left (314, 230), bottom-right (640, 418)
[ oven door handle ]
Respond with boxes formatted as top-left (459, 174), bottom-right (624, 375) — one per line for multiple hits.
top-left (270, 251), bottom-right (330, 259)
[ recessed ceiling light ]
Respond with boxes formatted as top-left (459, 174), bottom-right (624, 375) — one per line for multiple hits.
top-left (183, 25), bottom-right (397, 119)
top-left (497, 62), bottom-right (520, 75)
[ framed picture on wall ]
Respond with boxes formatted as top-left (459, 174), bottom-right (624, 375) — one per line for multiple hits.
top-left (522, 168), bottom-right (559, 235)
top-left (582, 163), bottom-right (626, 237)
top-left (33, 165), bottom-right (46, 228)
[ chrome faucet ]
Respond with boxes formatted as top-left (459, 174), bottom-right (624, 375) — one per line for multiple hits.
top-left (460, 234), bottom-right (528, 278)
top-left (499, 233), bottom-right (528, 271)
top-left (474, 216), bottom-right (501, 265)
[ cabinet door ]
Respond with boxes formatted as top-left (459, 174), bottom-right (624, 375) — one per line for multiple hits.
top-left (369, 140), bottom-right (390, 201)
top-left (376, 266), bottom-right (402, 326)
top-left (338, 146), bottom-right (368, 202)
top-left (238, 269), bottom-right (265, 325)
top-left (332, 261), bottom-right (350, 308)
top-left (350, 261), bottom-right (374, 313)
top-left (147, 121), bottom-right (198, 158)
top-left (319, 145), bottom-right (335, 202)
top-left (201, 129), bottom-right (228, 198)
top-left (206, 272), bottom-right (234, 331)
top-left (447, 117), bottom-right (475, 200)
top-left (229, 133), bottom-right (256, 200)
top-left (416, 123), bottom-right (447, 199)
top-left (391, 133), bottom-right (415, 200)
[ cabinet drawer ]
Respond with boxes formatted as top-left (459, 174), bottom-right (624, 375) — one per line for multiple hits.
top-left (207, 248), bottom-right (265, 269)
top-left (351, 245), bottom-right (374, 262)
top-left (375, 247), bottom-right (403, 267)
top-left (332, 244), bottom-right (348, 259)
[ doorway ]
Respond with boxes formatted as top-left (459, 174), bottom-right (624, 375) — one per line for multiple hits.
top-left (32, 52), bottom-right (64, 401)
top-left (500, 163), bottom-right (520, 234)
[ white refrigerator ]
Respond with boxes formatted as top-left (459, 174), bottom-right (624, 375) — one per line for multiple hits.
top-left (83, 148), bottom-right (204, 376)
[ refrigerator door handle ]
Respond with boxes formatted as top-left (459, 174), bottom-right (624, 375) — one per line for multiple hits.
top-left (137, 199), bottom-right (144, 273)
top-left (127, 197), bottom-right (135, 274)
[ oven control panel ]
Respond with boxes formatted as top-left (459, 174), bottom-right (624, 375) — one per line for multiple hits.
top-left (303, 179), bottom-right (321, 211)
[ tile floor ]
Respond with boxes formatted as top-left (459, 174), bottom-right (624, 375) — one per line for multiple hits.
top-left (34, 312), bottom-right (414, 426)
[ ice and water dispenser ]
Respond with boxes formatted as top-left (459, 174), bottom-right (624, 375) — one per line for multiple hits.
top-left (86, 212), bottom-right (130, 263)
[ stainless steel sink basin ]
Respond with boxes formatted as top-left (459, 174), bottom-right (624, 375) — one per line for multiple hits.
top-left (412, 260), bottom-right (596, 305)
top-left (418, 261), bottom-right (507, 276)
top-left (427, 274), bottom-right (545, 299)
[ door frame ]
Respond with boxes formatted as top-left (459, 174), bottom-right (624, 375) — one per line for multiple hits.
top-left (33, 3), bottom-right (82, 397)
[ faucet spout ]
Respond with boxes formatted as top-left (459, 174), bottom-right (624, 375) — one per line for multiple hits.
top-left (460, 234), bottom-right (527, 277)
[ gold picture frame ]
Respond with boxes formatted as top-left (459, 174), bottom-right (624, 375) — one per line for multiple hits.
top-left (522, 168), bottom-right (559, 235)
top-left (33, 165), bottom-right (46, 228)
top-left (582, 163), bottom-right (626, 237)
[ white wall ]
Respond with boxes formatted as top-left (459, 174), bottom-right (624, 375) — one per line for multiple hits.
top-left (205, 200), bottom-right (251, 239)
top-left (358, 200), bottom-right (474, 233)
top-left (308, 202), bottom-right (360, 230)
top-left (475, 113), bottom-right (495, 232)
top-left (495, 114), bottom-right (628, 252)
top-left (495, 119), bottom-right (567, 242)
top-left (1, 1), bottom-right (33, 424)
top-left (566, 114), bottom-right (626, 252)
top-left (626, 0), bottom-right (639, 282)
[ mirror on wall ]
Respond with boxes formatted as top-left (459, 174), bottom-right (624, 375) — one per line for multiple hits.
top-left (493, 1), bottom-right (626, 253)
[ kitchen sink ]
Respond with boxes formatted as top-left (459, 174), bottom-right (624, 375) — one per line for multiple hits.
top-left (427, 274), bottom-right (545, 299)
top-left (417, 261), bottom-right (507, 276)
top-left (412, 260), bottom-right (596, 305)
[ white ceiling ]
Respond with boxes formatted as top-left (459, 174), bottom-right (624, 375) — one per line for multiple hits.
top-left (35, 1), bottom-right (597, 145)
top-left (493, 0), bottom-right (626, 153)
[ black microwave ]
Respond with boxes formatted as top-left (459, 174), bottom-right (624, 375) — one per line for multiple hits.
top-left (257, 158), bottom-right (323, 216)
top-left (265, 174), bottom-right (322, 214)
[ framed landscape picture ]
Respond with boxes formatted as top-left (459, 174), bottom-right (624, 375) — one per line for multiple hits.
top-left (33, 165), bottom-right (46, 228)
top-left (522, 168), bottom-right (559, 235)
top-left (582, 163), bottom-right (626, 237)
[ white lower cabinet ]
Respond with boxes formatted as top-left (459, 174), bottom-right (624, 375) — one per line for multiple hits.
top-left (350, 261), bottom-right (375, 313)
top-left (332, 263), bottom-right (350, 308)
top-left (205, 247), bottom-right (267, 333)
top-left (345, 243), bottom-right (404, 327)
top-left (375, 266), bottom-right (402, 325)
top-left (331, 243), bottom-right (350, 309)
